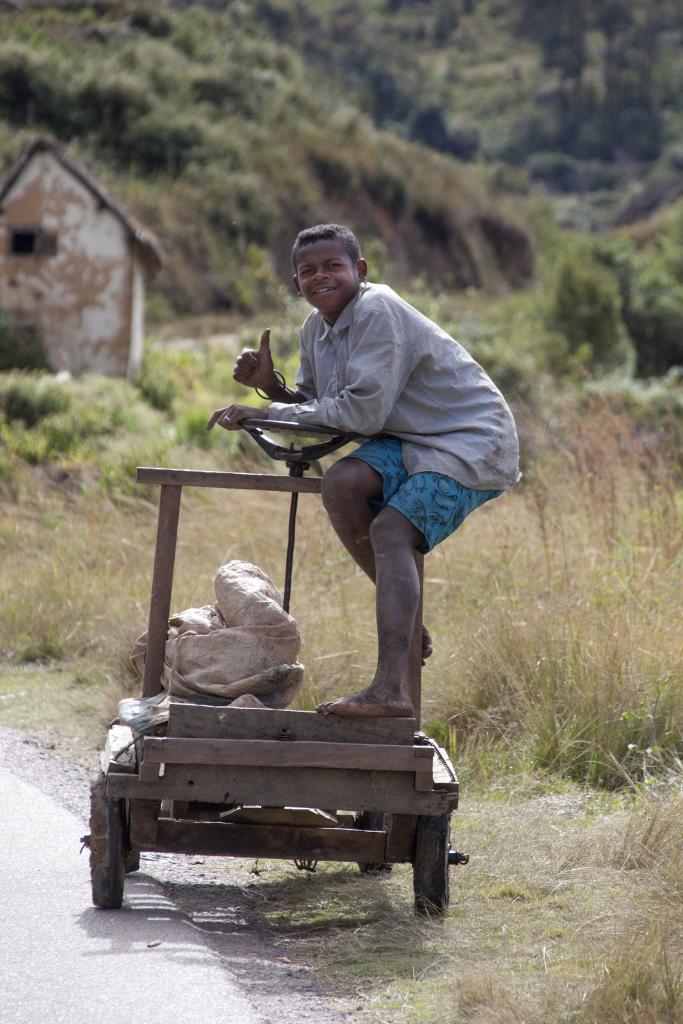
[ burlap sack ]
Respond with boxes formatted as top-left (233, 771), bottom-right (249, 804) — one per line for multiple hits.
top-left (214, 561), bottom-right (286, 627)
top-left (131, 560), bottom-right (303, 706)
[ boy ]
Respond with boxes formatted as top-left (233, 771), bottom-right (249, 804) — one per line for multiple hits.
top-left (208, 224), bottom-right (520, 718)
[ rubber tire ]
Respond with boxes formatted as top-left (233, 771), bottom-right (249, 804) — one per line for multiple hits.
top-left (89, 771), bottom-right (126, 909)
top-left (355, 810), bottom-right (393, 875)
top-left (125, 849), bottom-right (140, 874)
top-left (124, 817), bottom-right (140, 874)
top-left (413, 813), bottom-right (450, 916)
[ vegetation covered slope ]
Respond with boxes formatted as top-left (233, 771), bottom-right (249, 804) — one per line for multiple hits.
top-left (0, 0), bottom-right (536, 316)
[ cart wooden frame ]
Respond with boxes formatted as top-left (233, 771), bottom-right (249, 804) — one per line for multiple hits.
top-left (89, 465), bottom-right (461, 916)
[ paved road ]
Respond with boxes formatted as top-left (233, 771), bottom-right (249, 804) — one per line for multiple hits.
top-left (0, 765), bottom-right (263, 1024)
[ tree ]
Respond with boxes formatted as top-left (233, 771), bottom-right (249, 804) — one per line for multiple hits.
top-left (591, 0), bottom-right (662, 159)
top-left (517, 0), bottom-right (587, 146)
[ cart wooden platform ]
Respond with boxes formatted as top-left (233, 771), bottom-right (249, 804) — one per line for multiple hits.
top-left (88, 439), bottom-right (464, 916)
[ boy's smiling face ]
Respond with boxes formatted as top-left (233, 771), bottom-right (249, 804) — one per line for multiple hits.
top-left (293, 239), bottom-right (367, 324)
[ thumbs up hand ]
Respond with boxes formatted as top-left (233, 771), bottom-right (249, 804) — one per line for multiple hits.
top-left (233, 328), bottom-right (277, 392)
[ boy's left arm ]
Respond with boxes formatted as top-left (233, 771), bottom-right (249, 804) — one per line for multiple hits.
top-left (209, 328), bottom-right (313, 431)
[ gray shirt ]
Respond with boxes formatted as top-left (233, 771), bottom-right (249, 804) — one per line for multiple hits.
top-left (269, 282), bottom-right (521, 490)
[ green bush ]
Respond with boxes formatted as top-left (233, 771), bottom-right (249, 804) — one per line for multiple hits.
top-left (229, 244), bottom-right (282, 313)
top-left (590, 235), bottom-right (683, 376)
top-left (74, 69), bottom-right (151, 137)
top-left (0, 43), bottom-right (74, 133)
top-left (133, 351), bottom-right (178, 412)
top-left (0, 373), bottom-right (71, 427)
top-left (409, 105), bottom-right (480, 159)
top-left (0, 443), bottom-right (19, 499)
top-left (2, 406), bottom-right (109, 464)
top-left (128, 5), bottom-right (173, 37)
top-left (527, 152), bottom-right (622, 193)
top-left (363, 165), bottom-right (407, 215)
top-left (175, 408), bottom-right (215, 450)
top-left (124, 109), bottom-right (206, 174)
top-left (0, 317), bottom-right (50, 372)
top-left (198, 170), bottom-right (278, 247)
top-left (546, 252), bottom-right (634, 373)
top-left (626, 263), bottom-right (683, 376)
top-left (99, 443), bottom-right (171, 498)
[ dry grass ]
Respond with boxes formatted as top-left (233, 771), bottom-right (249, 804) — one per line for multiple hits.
top-left (0, 401), bottom-right (682, 1020)
top-left (161, 781), bottom-right (682, 1023)
top-left (422, 401), bottom-right (683, 788)
top-left (1, 400), bottom-right (681, 776)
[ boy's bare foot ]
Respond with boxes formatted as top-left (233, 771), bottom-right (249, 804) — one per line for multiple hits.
top-left (316, 685), bottom-right (414, 718)
top-left (422, 625), bottom-right (433, 662)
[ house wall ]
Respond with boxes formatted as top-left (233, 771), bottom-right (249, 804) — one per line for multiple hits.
top-left (0, 151), bottom-right (135, 376)
top-left (127, 252), bottom-right (145, 381)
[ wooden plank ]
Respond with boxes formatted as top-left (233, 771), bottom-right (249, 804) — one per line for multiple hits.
top-left (409, 552), bottom-right (424, 727)
top-left (414, 769), bottom-right (434, 791)
top-left (141, 819), bottom-right (387, 862)
top-left (219, 806), bottom-right (338, 827)
top-left (107, 764), bottom-right (452, 815)
top-left (429, 744), bottom-right (459, 804)
top-left (167, 703), bottom-right (417, 745)
top-left (129, 799), bottom-right (161, 847)
top-left (139, 760), bottom-right (161, 782)
top-left (142, 737), bottom-right (434, 774)
top-left (137, 467), bottom-right (322, 494)
top-left (384, 814), bottom-right (418, 863)
top-left (142, 483), bottom-right (181, 699)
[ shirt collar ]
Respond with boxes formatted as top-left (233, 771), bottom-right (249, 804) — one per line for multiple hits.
top-left (318, 283), bottom-right (367, 340)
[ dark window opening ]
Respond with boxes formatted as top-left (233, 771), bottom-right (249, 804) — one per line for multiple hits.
top-left (9, 228), bottom-right (58, 257)
top-left (11, 230), bottom-right (36, 254)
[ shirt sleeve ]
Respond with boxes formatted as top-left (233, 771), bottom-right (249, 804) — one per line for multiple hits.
top-left (268, 303), bottom-right (414, 434)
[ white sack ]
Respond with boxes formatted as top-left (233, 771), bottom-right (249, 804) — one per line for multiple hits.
top-left (131, 560), bottom-right (303, 706)
top-left (213, 561), bottom-right (286, 627)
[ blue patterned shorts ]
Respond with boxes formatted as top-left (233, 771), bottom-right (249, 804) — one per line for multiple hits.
top-left (345, 437), bottom-right (502, 553)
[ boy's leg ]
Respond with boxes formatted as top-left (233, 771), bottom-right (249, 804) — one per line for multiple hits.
top-left (317, 506), bottom-right (421, 716)
top-left (321, 458), bottom-right (433, 659)
top-left (320, 458), bottom-right (382, 580)
top-left (319, 462), bottom-right (423, 716)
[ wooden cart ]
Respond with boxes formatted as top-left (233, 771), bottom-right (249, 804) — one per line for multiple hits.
top-left (87, 423), bottom-right (464, 916)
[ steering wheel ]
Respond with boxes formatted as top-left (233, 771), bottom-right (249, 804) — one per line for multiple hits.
top-left (241, 418), bottom-right (367, 473)
top-left (236, 419), bottom-right (367, 610)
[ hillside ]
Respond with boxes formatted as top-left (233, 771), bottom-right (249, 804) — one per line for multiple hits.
top-left (3, 1), bottom-right (683, 326)
top-left (0, 0), bottom-right (538, 318)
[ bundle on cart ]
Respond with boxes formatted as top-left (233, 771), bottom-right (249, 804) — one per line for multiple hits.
top-left (125, 560), bottom-right (304, 727)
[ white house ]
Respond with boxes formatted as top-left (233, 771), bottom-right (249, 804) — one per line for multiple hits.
top-left (0, 137), bottom-right (163, 379)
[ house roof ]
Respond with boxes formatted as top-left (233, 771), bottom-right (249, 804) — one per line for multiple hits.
top-left (0, 137), bottom-right (164, 273)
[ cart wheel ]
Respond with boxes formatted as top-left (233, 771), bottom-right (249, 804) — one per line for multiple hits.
top-left (89, 771), bottom-right (126, 908)
top-left (413, 814), bottom-right (450, 916)
top-left (354, 811), bottom-right (392, 875)
top-left (125, 842), bottom-right (140, 874)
